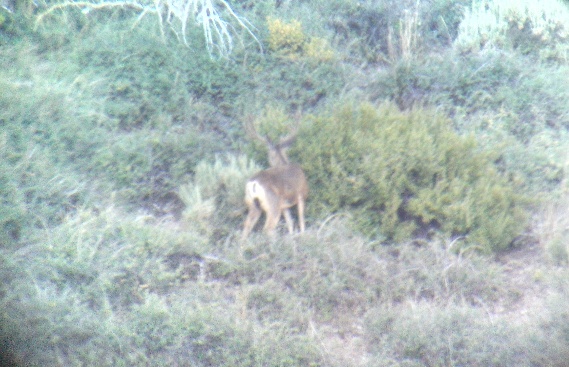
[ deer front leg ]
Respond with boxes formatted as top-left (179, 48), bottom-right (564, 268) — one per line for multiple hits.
top-left (297, 197), bottom-right (306, 233)
top-left (283, 209), bottom-right (294, 234)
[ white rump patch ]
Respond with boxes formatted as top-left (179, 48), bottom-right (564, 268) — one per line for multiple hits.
top-left (246, 180), bottom-right (265, 200)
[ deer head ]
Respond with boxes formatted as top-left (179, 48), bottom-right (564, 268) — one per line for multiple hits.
top-left (241, 115), bottom-right (308, 240)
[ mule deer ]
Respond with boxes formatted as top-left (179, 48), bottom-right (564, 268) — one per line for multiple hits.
top-left (241, 116), bottom-right (309, 240)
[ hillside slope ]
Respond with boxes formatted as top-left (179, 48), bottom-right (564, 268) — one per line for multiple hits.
top-left (2, 0), bottom-right (569, 365)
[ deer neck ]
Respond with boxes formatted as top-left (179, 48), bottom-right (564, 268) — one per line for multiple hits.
top-left (268, 149), bottom-right (290, 167)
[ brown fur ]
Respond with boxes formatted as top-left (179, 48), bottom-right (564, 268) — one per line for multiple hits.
top-left (241, 118), bottom-right (308, 240)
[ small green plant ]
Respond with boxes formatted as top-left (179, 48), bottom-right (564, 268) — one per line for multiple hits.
top-left (295, 102), bottom-right (527, 251)
top-left (179, 155), bottom-right (261, 239)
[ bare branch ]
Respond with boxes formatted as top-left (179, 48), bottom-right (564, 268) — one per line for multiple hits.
top-left (35, 0), bottom-right (262, 59)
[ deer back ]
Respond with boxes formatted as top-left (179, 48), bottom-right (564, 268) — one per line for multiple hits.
top-left (250, 163), bottom-right (308, 205)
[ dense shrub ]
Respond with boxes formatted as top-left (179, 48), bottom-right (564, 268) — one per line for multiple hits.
top-left (294, 102), bottom-right (527, 251)
top-left (363, 50), bottom-right (569, 193)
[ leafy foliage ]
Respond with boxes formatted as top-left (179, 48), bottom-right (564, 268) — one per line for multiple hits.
top-left (295, 102), bottom-right (527, 250)
top-left (364, 49), bottom-right (569, 193)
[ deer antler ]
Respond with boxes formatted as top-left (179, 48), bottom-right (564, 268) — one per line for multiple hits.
top-left (278, 109), bottom-right (302, 148)
top-left (244, 115), bottom-right (273, 146)
top-left (244, 111), bottom-right (302, 148)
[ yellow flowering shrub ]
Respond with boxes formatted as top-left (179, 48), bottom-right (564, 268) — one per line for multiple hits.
top-left (267, 17), bottom-right (305, 57)
top-left (266, 18), bottom-right (336, 61)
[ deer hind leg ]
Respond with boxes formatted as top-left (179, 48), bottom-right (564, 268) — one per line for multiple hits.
top-left (242, 202), bottom-right (262, 240)
top-left (262, 199), bottom-right (283, 236)
top-left (263, 210), bottom-right (282, 236)
top-left (283, 209), bottom-right (294, 234)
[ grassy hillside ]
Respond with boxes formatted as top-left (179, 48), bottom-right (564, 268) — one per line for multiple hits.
top-left (2, 0), bottom-right (569, 365)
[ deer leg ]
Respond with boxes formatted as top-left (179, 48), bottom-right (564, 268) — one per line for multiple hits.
top-left (283, 209), bottom-right (294, 234)
top-left (242, 203), bottom-right (262, 240)
top-left (263, 205), bottom-right (282, 236)
top-left (297, 197), bottom-right (306, 233)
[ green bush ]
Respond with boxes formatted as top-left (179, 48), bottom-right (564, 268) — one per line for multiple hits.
top-left (267, 17), bottom-right (306, 57)
top-left (361, 50), bottom-right (569, 193)
top-left (294, 102), bottom-right (527, 251)
top-left (179, 154), bottom-right (261, 240)
top-left (265, 17), bottom-right (335, 62)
